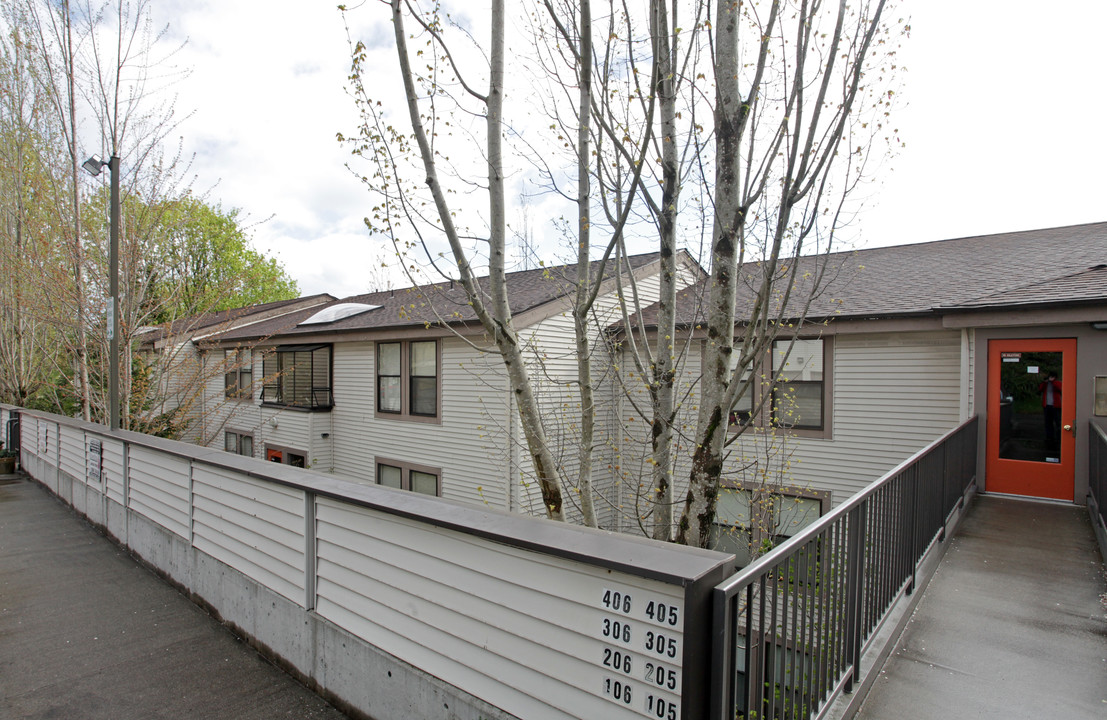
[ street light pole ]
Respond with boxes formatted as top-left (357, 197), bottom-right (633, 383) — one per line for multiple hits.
top-left (108, 155), bottom-right (120, 431)
top-left (82, 153), bottom-right (121, 431)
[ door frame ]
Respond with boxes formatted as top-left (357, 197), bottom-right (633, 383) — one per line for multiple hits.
top-left (985, 338), bottom-right (1076, 501)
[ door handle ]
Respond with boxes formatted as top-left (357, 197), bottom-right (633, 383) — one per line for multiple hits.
top-left (1063, 423), bottom-right (1074, 434)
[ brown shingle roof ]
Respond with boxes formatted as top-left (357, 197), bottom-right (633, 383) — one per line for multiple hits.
top-left (647, 222), bottom-right (1107, 328)
top-left (211, 253), bottom-right (663, 343)
top-left (136, 294), bottom-right (336, 344)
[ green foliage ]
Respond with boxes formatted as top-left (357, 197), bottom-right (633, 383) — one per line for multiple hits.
top-left (154, 196), bottom-right (298, 319)
top-left (80, 191), bottom-right (299, 324)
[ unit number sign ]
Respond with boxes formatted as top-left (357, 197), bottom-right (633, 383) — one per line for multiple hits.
top-left (596, 587), bottom-right (683, 719)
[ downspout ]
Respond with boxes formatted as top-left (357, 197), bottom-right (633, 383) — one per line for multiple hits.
top-left (614, 337), bottom-right (625, 534)
top-left (508, 369), bottom-right (519, 512)
top-left (959, 328), bottom-right (972, 422)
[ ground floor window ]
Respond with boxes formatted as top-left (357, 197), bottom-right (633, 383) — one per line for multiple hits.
top-left (376, 458), bottom-right (440, 496)
top-left (266, 446), bottom-right (307, 468)
top-left (224, 430), bottom-right (254, 457)
top-left (710, 484), bottom-right (828, 568)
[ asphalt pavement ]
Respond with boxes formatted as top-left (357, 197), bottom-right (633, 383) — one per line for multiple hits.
top-left (0, 472), bottom-right (351, 720)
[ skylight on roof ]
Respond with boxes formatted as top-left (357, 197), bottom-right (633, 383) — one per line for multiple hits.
top-left (299, 303), bottom-right (380, 326)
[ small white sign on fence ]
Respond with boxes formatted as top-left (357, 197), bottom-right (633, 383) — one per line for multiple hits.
top-left (87, 438), bottom-right (102, 485)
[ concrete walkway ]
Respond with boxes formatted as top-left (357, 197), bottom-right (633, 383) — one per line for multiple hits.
top-left (855, 494), bottom-right (1107, 719)
top-left (0, 473), bottom-right (350, 720)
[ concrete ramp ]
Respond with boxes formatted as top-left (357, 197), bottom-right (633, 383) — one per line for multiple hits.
top-left (855, 494), bottom-right (1107, 719)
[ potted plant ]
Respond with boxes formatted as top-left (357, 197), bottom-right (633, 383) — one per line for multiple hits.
top-left (0, 441), bottom-right (16, 474)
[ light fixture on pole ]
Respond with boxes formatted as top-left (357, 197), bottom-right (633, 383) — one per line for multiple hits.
top-left (82, 154), bottom-right (121, 431)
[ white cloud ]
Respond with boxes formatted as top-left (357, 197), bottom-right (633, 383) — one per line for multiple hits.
top-left (149, 0), bottom-right (1106, 298)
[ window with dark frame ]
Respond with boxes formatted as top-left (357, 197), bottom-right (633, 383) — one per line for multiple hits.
top-left (770, 338), bottom-right (825, 431)
top-left (224, 348), bottom-right (253, 400)
top-left (224, 430), bottom-right (253, 457)
top-left (710, 485), bottom-right (827, 568)
top-left (376, 460), bottom-right (440, 496)
top-left (266, 446), bottom-right (307, 467)
top-left (261, 345), bottom-right (333, 411)
top-left (376, 340), bottom-right (439, 420)
top-left (727, 337), bottom-right (830, 436)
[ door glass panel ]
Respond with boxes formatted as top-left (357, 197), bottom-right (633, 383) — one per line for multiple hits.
top-left (998, 351), bottom-right (1062, 463)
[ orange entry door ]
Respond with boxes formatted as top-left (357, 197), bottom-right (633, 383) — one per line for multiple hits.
top-left (986, 338), bottom-right (1076, 501)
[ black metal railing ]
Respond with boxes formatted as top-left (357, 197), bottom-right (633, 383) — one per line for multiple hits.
top-left (710, 416), bottom-right (979, 720)
top-left (1091, 421), bottom-right (1107, 546)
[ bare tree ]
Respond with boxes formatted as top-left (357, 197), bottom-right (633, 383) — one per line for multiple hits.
top-left (677, 0), bottom-right (894, 547)
top-left (343, 0), bottom-right (574, 519)
top-left (0, 14), bottom-right (61, 406)
top-left (342, 0), bottom-right (902, 544)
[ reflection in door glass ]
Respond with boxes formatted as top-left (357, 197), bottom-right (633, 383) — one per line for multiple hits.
top-left (998, 351), bottom-right (1062, 463)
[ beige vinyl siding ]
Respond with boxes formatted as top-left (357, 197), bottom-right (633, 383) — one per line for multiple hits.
top-left (515, 266), bottom-right (689, 525)
top-left (731, 330), bottom-right (964, 505)
top-left (200, 351), bottom-right (338, 468)
top-left (200, 358), bottom-right (263, 452)
top-left (150, 340), bottom-right (207, 444)
top-left (329, 341), bottom-right (374, 479)
top-left (329, 339), bottom-right (513, 509)
top-left (517, 309), bottom-right (589, 521)
top-left (609, 340), bottom-right (701, 537)
top-left (313, 496), bottom-right (687, 720)
top-left (611, 329), bottom-right (965, 539)
top-left (192, 465), bottom-right (306, 604)
top-left (964, 329), bottom-right (976, 419)
top-left (258, 410), bottom-right (313, 457)
top-left (127, 445), bottom-right (191, 538)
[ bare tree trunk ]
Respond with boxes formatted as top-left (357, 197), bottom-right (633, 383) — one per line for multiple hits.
top-left (648, 0), bottom-right (678, 541)
top-left (677, 0), bottom-right (778, 548)
top-left (388, 0), bottom-right (567, 520)
top-left (63, 0), bottom-right (91, 420)
top-left (571, 0), bottom-right (598, 528)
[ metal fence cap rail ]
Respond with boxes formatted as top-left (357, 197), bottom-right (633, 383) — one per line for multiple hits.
top-left (10, 405), bottom-right (734, 586)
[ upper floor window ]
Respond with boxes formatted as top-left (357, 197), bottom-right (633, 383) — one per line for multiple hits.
top-left (224, 348), bottom-right (253, 400)
top-left (727, 336), bottom-right (832, 439)
top-left (376, 340), bottom-right (439, 421)
top-left (261, 344), bottom-right (333, 411)
top-left (770, 338), bottom-right (826, 431)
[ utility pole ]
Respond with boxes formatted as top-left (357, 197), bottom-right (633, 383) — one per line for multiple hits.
top-left (81, 154), bottom-right (121, 430)
top-left (108, 155), bottom-right (120, 431)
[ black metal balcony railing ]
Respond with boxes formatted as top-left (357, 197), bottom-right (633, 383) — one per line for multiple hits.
top-left (710, 416), bottom-right (979, 720)
top-left (1091, 421), bottom-right (1107, 543)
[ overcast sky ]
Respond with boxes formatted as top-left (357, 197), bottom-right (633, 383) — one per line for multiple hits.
top-left (154, 1), bottom-right (1107, 298)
